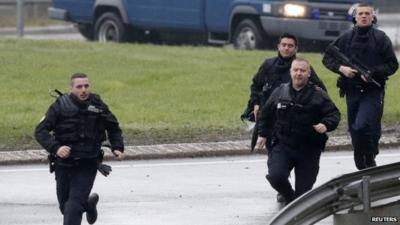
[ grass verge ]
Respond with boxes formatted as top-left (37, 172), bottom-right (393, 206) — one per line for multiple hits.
top-left (0, 39), bottom-right (398, 150)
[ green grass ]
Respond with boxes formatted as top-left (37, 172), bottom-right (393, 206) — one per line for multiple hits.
top-left (0, 39), bottom-right (398, 150)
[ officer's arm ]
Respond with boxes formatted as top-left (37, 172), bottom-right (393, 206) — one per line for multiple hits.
top-left (258, 89), bottom-right (279, 138)
top-left (34, 104), bottom-right (62, 154)
top-left (249, 63), bottom-right (268, 107)
top-left (322, 39), bottom-right (345, 74)
top-left (370, 35), bottom-right (399, 79)
top-left (319, 92), bottom-right (341, 132)
top-left (101, 104), bottom-right (125, 153)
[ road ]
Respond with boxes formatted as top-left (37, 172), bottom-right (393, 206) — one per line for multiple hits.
top-left (4, 32), bottom-right (85, 41)
top-left (4, 28), bottom-right (400, 59)
top-left (1, 150), bottom-right (400, 225)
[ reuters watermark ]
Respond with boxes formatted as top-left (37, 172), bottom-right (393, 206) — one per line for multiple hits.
top-left (371, 216), bottom-right (399, 223)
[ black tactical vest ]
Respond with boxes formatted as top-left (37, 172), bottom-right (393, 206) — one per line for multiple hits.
top-left (54, 94), bottom-right (106, 158)
top-left (273, 84), bottom-right (328, 149)
top-left (344, 27), bottom-right (387, 86)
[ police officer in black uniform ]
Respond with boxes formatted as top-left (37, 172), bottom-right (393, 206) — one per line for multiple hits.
top-left (35, 73), bottom-right (125, 225)
top-left (322, 3), bottom-right (398, 170)
top-left (247, 33), bottom-right (326, 122)
top-left (243, 33), bottom-right (327, 203)
top-left (255, 58), bottom-right (340, 204)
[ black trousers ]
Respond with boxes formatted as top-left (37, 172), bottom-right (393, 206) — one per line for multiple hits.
top-left (266, 143), bottom-right (321, 203)
top-left (346, 88), bottom-right (384, 170)
top-left (55, 159), bottom-right (98, 225)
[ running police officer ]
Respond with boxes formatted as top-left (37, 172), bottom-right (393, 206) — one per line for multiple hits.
top-left (322, 3), bottom-right (398, 170)
top-left (245, 33), bottom-right (326, 124)
top-left (255, 58), bottom-right (340, 204)
top-left (242, 33), bottom-right (326, 151)
top-left (242, 33), bottom-right (328, 203)
top-left (35, 73), bottom-right (125, 225)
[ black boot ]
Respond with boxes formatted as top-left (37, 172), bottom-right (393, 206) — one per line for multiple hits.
top-left (86, 193), bottom-right (99, 224)
top-left (276, 193), bottom-right (286, 203)
top-left (365, 153), bottom-right (377, 168)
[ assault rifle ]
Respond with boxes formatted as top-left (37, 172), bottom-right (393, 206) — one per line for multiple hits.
top-left (326, 45), bottom-right (381, 88)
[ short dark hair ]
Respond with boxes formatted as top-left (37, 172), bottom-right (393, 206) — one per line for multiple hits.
top-left (292, 57), bottom-right (311, 71)
top-left (352, 3), bottom-right (376, 24)
top-left (357, 2), bottom-right (373, 8)
top-left (70, 73), bottom-right (88, 86)
top-left (279, 33), bottom-right (298, 47)
top-left (354, 3), bottom-right (375, 15)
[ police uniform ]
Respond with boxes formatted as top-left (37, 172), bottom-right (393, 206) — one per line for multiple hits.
top-left (35, 93), bottom-right (124, 225)
top-left (323, 25), bottom-right (398, 170)
top-left (244, 54), bottom-right (327, 151)
top-left (249, 54), bottom-right (326, 108)
top-left (258, 82), bottom-right (340, 203)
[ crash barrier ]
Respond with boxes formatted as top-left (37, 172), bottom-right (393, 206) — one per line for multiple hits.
top-left (269, 162), bottom-right (400, 225)
top-left (333, 200), bottom-right (400, 225)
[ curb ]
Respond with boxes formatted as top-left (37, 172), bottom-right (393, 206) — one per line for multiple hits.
top-left (0, 134), bottom-right (399, 165)
top-left (0, 25), bottom-right (77, 36)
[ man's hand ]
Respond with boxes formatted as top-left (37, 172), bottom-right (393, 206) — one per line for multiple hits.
top-left (113, 150), bottom-right (125, 161)
top-left (339, 65), bottom-right (358, 79)
top-left (254, 136), bottom-right (267, 151)
top-left (56, 146), bottom-right (71, 159)
top-left (313, 123), bottom-right (327, 134)
top-left (253, 104), bottom-right (260, 121)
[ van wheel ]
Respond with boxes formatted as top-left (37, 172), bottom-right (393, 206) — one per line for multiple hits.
top-left (94, 12), bottom-right (127, 43)
top-left (232, 19), bottom-right (265, 50)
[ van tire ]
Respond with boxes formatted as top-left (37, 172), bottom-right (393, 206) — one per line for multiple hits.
top-left (94, 12), bottom-right (127, 43)
top-left (232, 19), bottom-right (265, 50)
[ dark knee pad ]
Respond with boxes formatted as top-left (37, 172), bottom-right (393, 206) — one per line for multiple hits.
top-left (266, 173), bottom-right (287, 187)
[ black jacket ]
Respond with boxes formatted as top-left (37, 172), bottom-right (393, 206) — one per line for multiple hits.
top-left (322, 26), bottom-right (398, 87)
top-left (258, 83), bottom-right (340, 150)
top-left (35, 93), bottom-right (124, 159)
top-left (249, 54), bottom-right (326, 107)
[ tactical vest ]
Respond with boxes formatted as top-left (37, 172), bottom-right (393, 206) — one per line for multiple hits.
top-left (54, 95), bottom-right (106, 158)
top-left (273, 84), bottom-right (328, 149)
top-left (341, 27), bottom-right (388, 88)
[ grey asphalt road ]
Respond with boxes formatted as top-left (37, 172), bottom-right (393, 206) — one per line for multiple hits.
top-left (4, 28), bottom-right (400, 59)
top-left (1, 150), bottom-right (400, 225)
top-left (5, 32), bottom-right (85, 41)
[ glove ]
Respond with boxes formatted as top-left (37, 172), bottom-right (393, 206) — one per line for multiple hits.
top-left (98, 163), bottom-right (112, 177)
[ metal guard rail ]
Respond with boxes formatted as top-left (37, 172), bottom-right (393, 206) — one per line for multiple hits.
top-left (269, 161), bottom-right (400, 225)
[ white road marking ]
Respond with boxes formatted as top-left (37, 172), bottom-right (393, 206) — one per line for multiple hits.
top-left (1, 152), bottom-right (399, 173)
